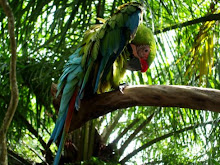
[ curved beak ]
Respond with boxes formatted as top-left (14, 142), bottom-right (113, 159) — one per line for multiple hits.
top-left (126, 56), bottom-right (142, 71)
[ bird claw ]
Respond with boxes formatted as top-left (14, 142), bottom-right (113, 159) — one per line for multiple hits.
top-left (119, 83), bottom-right (128, 94)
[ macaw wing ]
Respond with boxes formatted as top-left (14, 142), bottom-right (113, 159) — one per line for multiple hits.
top-left (94, 3), bottom-right (143, 92)
top-left (78, 2), bottom-right (143, 96)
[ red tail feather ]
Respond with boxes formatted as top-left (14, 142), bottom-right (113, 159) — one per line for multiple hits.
top-left (64, 90), bottom-right (78, 132)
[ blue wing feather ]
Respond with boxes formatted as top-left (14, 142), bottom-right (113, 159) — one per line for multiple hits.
top-left (56, 48), bottom-right (82, 97)
top-left (125, 10), bottom-right (141, 33)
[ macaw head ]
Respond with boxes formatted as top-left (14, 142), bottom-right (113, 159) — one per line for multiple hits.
top-left (126, 23), bottom-right (156, 72)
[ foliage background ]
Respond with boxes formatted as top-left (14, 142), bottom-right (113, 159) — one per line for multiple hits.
top-left (0, 0), bottom-right (219, 164)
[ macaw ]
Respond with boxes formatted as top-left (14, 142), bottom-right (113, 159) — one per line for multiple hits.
top-left (48, 2), bottom-right (156, 165)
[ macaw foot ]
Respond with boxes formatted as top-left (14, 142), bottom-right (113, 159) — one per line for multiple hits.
top-left (118, 83), bottom-right (128, 94)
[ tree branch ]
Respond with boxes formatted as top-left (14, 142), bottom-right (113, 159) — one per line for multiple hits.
top-left (101, 110), bottom-right (124, 144)
top-left (67, 85), bottom-right (220, 131)
top-left (155, 13), bottom-right (220, 34)
top-left (8, 149), bottom-right (32, 165)
top-left (111, 118), bottom-right (141, 145)
top-left (0, 0), bottom-right (18, 164)
top-left (118, 113), bottom-right (154, 156)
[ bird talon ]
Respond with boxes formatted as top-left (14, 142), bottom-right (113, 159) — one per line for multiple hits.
top-left (119, 83), bottom-right (128, 94)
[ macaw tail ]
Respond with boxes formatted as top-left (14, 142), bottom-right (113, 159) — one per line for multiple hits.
top-left (48, 48), bottom-right (83, 164)
top-left (53, 90), bottom-right (78, 165)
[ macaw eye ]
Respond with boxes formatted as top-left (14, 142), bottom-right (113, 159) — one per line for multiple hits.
top-left (145, 49), bottom-right (148, 52)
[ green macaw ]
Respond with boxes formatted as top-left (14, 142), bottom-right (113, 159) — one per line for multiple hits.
top-left (48, 2), bottom-right (156, 164)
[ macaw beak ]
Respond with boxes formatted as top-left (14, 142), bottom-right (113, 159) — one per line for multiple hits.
top-left (126, 56), bottom-right (142, 71)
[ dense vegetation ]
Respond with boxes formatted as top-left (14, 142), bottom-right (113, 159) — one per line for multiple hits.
top-left (0, 0), bottom-right (219, 164)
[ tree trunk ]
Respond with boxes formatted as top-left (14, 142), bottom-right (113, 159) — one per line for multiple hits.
top-left (0, 0), bottom-right (19, 164)
top-left (0, 131), bottom-right (7, 165)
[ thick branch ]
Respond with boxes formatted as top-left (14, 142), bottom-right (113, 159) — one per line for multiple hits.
top-left (155, 13), bottom-right (220, 34)
top-left (69, 85), bottom-right (220, 131)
